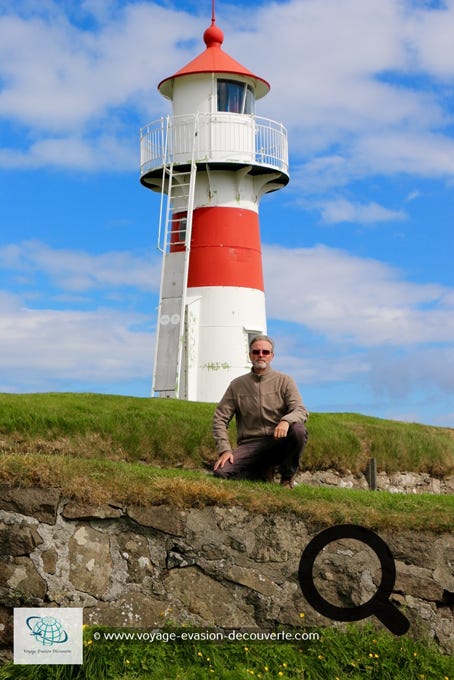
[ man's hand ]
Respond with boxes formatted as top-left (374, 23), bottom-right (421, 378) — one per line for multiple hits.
top-left (274, 420), bottom-right (290, 439)
top-left (213, 451), bottom-right (234, 470)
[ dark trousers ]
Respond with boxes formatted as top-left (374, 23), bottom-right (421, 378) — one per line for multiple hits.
top-left (213, 423), bottom-right (308, 482)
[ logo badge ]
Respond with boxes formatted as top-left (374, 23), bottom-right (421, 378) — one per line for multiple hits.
top-left (14, 608), bottom-right (83, 665)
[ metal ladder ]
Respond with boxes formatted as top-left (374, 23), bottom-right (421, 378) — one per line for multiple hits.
top-left (153, 123), bottom-right (198, 398)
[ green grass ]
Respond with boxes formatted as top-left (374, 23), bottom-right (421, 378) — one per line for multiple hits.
top-left (0, 393), bottom-right (453, 475)
top-left (0, 455), bottom-right (453, 532)
top-left (1, 624), bottom-right (452, 679)
top-left (1, 392), bottom-right (453, 532)
top-left (0, 393), bottom-right (216, 467)
top-left (1, 395), bottom-right (453, 673)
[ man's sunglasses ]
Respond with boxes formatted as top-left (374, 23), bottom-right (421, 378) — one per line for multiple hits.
top-left (251, 349), bottom-right (272, 356)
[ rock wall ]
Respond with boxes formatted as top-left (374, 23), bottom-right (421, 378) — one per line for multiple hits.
top-left (0, 485), bottom-right (453, 658)
top-left (296, 469), bottom-right (454, 494)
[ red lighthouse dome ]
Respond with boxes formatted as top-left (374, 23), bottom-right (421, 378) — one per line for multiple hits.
top-left (158, 19), bottom-right (270, 100)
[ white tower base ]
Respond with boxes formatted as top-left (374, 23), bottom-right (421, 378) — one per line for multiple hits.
top-left (183, 286), bottom-right (266, 402)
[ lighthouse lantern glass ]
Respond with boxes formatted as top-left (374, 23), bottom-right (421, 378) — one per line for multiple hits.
top-left (217, 79), bottom-right (255, 114)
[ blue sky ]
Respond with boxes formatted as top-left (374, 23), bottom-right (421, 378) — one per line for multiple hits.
top-left (1, 0), bottom-right (453, 426)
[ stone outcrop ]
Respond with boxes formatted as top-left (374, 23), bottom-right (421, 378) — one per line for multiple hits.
top-left (295, 469), bottom-right (454, 494)
top-left (0, 486), bottom-right (453, 660)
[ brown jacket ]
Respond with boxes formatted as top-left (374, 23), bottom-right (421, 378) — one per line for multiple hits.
top-left (213, 368), bottom-right (309, 454)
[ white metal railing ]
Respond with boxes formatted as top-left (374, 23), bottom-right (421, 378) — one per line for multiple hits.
top-left (140, 113), bottom-right (288, 176)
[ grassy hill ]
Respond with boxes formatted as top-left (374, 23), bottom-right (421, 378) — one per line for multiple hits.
top-left (1, 392), bottom-right (453, 474)
top-left (0, 392), bottom-right (453, 532)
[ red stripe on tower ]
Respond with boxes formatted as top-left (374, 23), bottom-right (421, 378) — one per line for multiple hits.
top-left (187, 207), bottom-right (263, 290)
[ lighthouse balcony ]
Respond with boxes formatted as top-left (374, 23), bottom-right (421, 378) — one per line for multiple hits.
top-left (140, 113), bottom-right (289, 184)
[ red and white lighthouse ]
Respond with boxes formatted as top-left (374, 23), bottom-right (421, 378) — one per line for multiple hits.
top-left (140, 9), bottom-right (289, 401)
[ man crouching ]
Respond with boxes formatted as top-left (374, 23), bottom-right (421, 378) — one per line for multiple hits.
top-left (213, 335), bottom-right (309, 488)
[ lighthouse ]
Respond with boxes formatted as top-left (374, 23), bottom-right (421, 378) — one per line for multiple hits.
top-left (140, 8), bottom-right (289, 401)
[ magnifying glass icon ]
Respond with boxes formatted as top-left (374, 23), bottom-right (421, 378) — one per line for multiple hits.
top-left (298, 524), bottom-right (410, 636)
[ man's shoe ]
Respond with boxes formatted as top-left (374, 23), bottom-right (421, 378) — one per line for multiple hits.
top-left (264, 466), bottom-right (276, 483)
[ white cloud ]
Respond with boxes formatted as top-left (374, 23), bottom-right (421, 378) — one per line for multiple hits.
top-left (368, 346), bottom-right (454, 398)
top-left (405, 190), bottom-right (422, 202)
top-left (236, 0), bottom-right (454, 203)
top-left (1, 240), bottom-right (453, 414)
top-left (0, 240), bottom-right (161, 293)
top-left (239, 0), bottom-right (445, 132)
top-left (2, 240), bottom-right (453, 364)
top-left (0, 135), bottom-right (136, 171)
top-left (406, 1), bottom-right (454, 79)
top-left (356, 131), bottom-right (454, 177)
top-left (0, 0), bottom-right (453, 189)
top-left (0, 1), bottom-right (204, 171)
top-left (291, 128), bottom-right (454, 203)
top-left (0, 240), bottom-right (161, 391)
top-left (263, 243), bottom-right (454, 346)
top-left (0, 2), bottom-right (452, 421)
top-left (0, 291), bottom-right (155, 390)
top-left (318, 198), bottom-right (407, 224)
top-left (0, 2), bottom-right (199, 132)
top-left (271, 343), bottom-right (370, 386)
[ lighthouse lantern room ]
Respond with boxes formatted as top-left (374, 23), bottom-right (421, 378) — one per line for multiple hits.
top-left (140, 6), bottom-right (289, 402)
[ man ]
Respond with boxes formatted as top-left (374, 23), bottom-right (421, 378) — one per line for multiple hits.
top-left (213, 335), bottom-right (309, 488)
